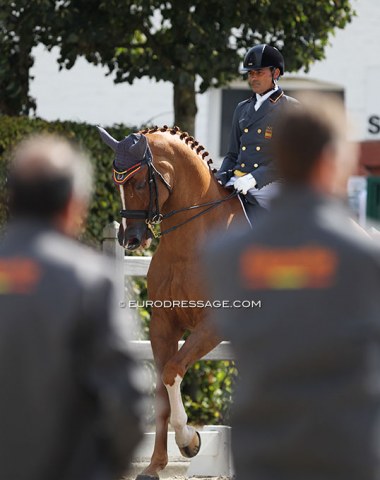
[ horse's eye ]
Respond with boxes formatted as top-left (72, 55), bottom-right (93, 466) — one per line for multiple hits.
top-left (135, 180), bottom-right (146, 191)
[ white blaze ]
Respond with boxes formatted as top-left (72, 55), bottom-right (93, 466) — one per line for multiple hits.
top-left (119, 184), bottom-right (128, 234)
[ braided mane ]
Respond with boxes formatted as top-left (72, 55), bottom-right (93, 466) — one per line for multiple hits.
top-left (139, 125), bottom-right (215, 171)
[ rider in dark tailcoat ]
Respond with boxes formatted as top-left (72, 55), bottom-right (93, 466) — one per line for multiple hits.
top-left (216, 44), bottom-right (298, 217)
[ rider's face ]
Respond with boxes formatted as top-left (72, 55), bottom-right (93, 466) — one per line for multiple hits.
top-left (248, 67), bottom-right (279, 94)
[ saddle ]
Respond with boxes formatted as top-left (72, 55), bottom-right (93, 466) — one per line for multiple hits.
top-left (240, 191), bottom-right (267, 224)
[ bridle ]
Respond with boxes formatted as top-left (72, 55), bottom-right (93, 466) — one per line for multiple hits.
top-left (117, 150), bottom-right (238, 239)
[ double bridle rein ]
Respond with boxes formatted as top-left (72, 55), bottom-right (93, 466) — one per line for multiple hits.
top-left (118, 155), bottom-right (237, 239)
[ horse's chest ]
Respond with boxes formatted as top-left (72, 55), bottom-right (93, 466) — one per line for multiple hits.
top-left (148, 271), bottom-right (204, 300)
top-left (147, 262), bottom-right (206, 328)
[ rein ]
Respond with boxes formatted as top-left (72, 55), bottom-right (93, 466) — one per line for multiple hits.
top-left (156, 190), bottom-right (238, 238)
top-left (119, 157), bottom-right (238, 239)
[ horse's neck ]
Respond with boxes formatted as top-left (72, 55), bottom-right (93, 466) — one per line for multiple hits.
top-left (168, 159), bottom-right (218, 203)
top-left (155, 145), bottom-right (240, 254)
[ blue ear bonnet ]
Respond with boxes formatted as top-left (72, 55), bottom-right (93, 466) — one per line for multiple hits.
top-left (97, 126), bottom-right (152, 184)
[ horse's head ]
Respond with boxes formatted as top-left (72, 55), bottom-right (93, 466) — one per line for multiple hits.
top-left (98, 126), bottom-right (171, 250)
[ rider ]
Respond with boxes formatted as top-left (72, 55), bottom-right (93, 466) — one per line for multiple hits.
top-left (215, 44), bottom-right (298, 219)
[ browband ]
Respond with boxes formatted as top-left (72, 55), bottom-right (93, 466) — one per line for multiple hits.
top-left (112, 142), bottom-right (153, 185)
top-left (113, 163), bottom-right (142, 185)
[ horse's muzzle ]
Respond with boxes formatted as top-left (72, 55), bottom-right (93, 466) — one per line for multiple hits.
top-left (126, 237), bottom-right (141, 250)
top-left (118, 222), bottom-right (151, 250)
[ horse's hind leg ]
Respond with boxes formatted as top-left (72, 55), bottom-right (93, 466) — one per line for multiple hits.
top-left (162, 321), bottom-right (220, 458)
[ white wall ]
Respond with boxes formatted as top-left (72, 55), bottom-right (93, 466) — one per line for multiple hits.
top-left (30, 44), bottom-right (211, 153)
top-left (294, 0), bottom-right (380, 142)
top-left (30, 45), bottom-right (174, 128)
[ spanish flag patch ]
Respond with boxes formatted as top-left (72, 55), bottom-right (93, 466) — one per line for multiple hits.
top-left (239, 245), bottom-right (338, 290)
top-left (265, 126), bottom-right (273, 139)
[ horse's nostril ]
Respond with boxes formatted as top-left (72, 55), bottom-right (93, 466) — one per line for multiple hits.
top-left (126, 237), bottom-right (141, 250)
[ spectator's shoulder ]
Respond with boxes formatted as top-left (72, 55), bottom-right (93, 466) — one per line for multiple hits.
top-left (317, 206), bottom-right (380, 271)
top-left (37, 231), bottom-right (114, 286)
top-left (341, 225), bottom-right (380, 265)
top-left (283, 94), bottom-right (299, 106)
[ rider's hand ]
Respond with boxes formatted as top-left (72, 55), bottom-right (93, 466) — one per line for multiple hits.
top-left (214, 170), bottom-right (228, 186)
top-left (233, 174), bottom-right (257, 195)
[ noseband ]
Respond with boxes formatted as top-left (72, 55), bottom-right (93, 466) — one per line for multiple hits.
top-left (118, 154), bottom-right (237, 239)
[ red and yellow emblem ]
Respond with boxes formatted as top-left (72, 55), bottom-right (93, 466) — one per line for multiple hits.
top-left (264, 126), bottom-right (273, 139)
top-left (0, 257), bottom-right (41, 294)
top-left (240, 245), bottom-right (338, 289)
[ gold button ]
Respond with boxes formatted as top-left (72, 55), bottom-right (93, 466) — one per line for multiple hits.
top-left (256, 146), bottom-right (261, 151)
top-left (241, 163), bottom-right (245, 168)
top-left (254, 163), bottom-right (258, 168)
top-left (242, 146), bottom-right (246, 151)
top-left (257, 128), bottom-right (262, 134)
top-left (244, 128), bottom-right (249, 133)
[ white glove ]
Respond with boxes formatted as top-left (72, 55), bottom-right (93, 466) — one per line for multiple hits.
top-left (233, 173), bottom-right (257, 194)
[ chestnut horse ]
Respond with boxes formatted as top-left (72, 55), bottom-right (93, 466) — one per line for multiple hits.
top-left (99, 125), bottom-right (244, 479)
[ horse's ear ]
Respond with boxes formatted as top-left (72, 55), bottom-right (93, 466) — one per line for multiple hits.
top-left (129, 134), bottom-right (148, 160)
top-left (97, 126), bottom-right (118, 151)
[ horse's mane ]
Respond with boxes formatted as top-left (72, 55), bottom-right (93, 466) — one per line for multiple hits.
top-left (140, 125), bottom-right (216, 172)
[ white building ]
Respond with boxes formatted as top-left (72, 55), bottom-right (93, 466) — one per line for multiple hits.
top-left (30, 0), bottom-right (380, 170)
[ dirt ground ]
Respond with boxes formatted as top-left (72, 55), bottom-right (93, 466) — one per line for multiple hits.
top-left (123, 462), bottom-right (230, 480)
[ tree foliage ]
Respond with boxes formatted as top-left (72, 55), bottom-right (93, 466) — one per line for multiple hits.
top-left (47, 0), bottom-right (355, 133)
top-left (0, 1), bottom-right (57, 115)
top-left (0, 1), bottom-right (355, 131)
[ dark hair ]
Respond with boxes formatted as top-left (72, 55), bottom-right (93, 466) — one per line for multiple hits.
top-left (7, 133), bottom-right (93, 220)
top-left (7, 175), bottom-right (72, 218)
top-left (273, 93), bottom-right (346, 184)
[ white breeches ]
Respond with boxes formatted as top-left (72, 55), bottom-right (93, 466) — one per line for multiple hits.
top-left (226, 177), bottom-right (281, 210)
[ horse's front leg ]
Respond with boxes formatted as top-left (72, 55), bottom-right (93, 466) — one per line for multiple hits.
top-left (137, 317), bottom-right (183, 480)
top-left (162, 319), bottom-right (220, 458)
top-left (164, 373), bottom-right (201, 458)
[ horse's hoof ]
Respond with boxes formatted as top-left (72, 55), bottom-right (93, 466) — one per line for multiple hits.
top-left (179, 430), bottom-right (201, 458)
top-left (135, 475), bottom-right (159, 480)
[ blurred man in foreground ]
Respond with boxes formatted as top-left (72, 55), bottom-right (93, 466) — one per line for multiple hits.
top-left (0, 134), bottom-right (142, 480)
top-left (206, 93), bottom-right (380, 480)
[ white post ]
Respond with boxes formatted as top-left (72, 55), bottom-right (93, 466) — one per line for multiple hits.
top-left (102, 221), bottom-right (126, 309)
top-left (187, 425), bottom-right (234, 478)
top-left (102, 221), bottom-right (143, 339)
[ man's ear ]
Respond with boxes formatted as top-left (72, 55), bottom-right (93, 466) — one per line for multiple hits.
top-left (274, 68), bottom-right (281, 81)
top-left (55, 195), bottom-right (88, 238)
top-left (309, 145), bottom-right (337, 196)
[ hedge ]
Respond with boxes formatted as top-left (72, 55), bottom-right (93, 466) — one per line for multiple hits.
top-left (0, 115), bottom-right (236, 425)
top-left (0, 115), bottom-right (139, 245)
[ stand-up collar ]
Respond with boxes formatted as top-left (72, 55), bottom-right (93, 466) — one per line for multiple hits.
top-left (250, 86), bottom-right (284, 105)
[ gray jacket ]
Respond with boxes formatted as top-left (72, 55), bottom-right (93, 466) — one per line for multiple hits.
top-left (206, 188), bottom-right (380, 480)
top-left (219, 88), bottom-right (297, 188)
top-left (0, 220), bottom-right (142, 480)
